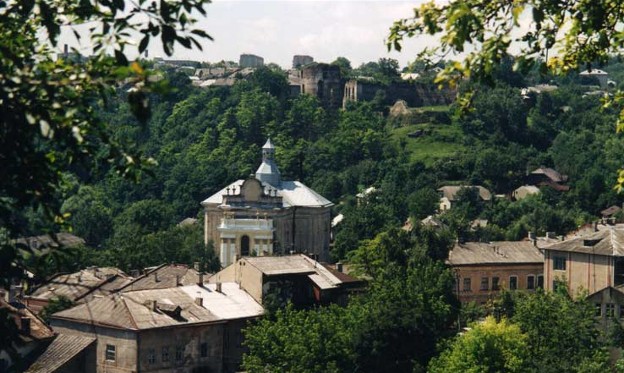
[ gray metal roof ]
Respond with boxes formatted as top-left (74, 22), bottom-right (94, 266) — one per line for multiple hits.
top-left (202, 179), bottom-right (332, 208)
top-left (52, 283), bottom-right (263, 330)
top-left (447, 241), bottom-right (544, 266)
top-left (243, 255), bottom-right (345, 289)
top-left (545, 227), bottom-right (624, 256)
top-left (25, 334), bottom-right (95, 373)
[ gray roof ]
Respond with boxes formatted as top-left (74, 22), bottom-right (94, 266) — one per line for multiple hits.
top-left (531, 167), bottom-right (567, 183)
top-left (15, 233), bottom-right (85, 251)
top-left (447, 241), bottom-right (544, 266)
top-left (25, 334), bottom-right (95, 373)
top-left (27, 267), bottom-right (132, 303)
top-left (53, 283), bottom-right (263, 330)
top-left (242, 255), bottom-right (349, 289)
top-left (438, 186), bottom-right (492, 201)
top-left (545, 227), bottom-right (624, 256)
top-left (202, 180), bottom-right (332, 208)
top-left (120, 264), bottom-right (210, 292)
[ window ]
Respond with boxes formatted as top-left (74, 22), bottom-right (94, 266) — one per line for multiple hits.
top-left (463, 278), bottom-right (472, 292)
top-left (527, 275), bottom-right (535, 290)
top-left (492, 277), bottom-right (500, 291)
top-left (200, 343), bottom-right (208, 358)
top-left (105, 344), bottom-right (116, 362)
top-left (509, 276), bottom-right (518, 290)
top-left (607, 303), bottom-right (616, 318)
top-left (162, 346), bottom-right (170, 363)
top-left (176, 345), bottom-right (184, 362)
top-left (537, 275), bottom-right (544, 289)
top-left (480, 277), bottom-right (489, 291)
top-left (596, 303), bottom-right (602, 317)
top-left (148, 348), bottom-right (156, 364)
top-left (553, 256), bottom-right (566, 271)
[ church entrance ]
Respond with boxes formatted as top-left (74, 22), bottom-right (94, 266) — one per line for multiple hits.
top-left (241, 235), bottom-right (250, 256)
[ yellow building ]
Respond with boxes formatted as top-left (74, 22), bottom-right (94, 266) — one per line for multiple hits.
top-left (201, 139), bottom-right (333, 268)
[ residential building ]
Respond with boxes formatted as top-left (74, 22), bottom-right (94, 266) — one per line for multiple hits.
top-left (447, 241), bottom-right (544, 304)
top-left (438, 185), bottom-right (492, 211)
top-left (0, 299), bottom-right (55, 372)
top-left (211, 254), bottom-right (366, 307)
top-left (527, 167), bottom-right (570, 191)
top-left (23, 267), bottom-right (132, 314)
top-left (50, 283), bottom-right (263, 373)
top-left (25, 334), bottom-right (96, 373)
top-left (512, 185), bottom-right (540, 200)
top-left (544, 227), bottom-right (624, 296)
top-left (201, 139), bottom-right (333, 267)
top-left (587, 286), bottom-right (624, 335)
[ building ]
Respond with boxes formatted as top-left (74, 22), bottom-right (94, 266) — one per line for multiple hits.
top-left (25, 334), bottom-right (97, 373)
top-left (587, 286), bottom-right (624, 335)
top-left (50, 283), bottom-right (263, 373)
top-left (580, 69), bottom-right (609, 89)
top-left (512, 185), bottom-right (540, 200)
top-left (438, 185), bottom-right (492, 211)
top-left (120, 263), bottom-right (210, 292)
top-left (543, 227), bottom-right (624, 296)
top-left (0, 299), bottom-right (55, 372)
top-left (211, 255), bottom-right (365, 307)
top-left (239, 54), bottom-right (264, 68)
top-left (292, 55), bottom-right (313, 68)
top-left (527, 167), bottom-right (570, 191)
top-left (23, 267), bottom-right (132, 314)
top-left (299, 63), bottom-right (343, 108)
top-left (447, 241), bottom-right (544, 304)
top-left (201, 139), bottom-right (333, 267)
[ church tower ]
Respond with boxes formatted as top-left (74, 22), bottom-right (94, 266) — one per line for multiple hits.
top-left (255, 138), bottom-right (281, 186)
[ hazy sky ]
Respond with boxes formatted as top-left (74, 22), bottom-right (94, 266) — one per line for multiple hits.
top-left (59, 0), bottom-right (435, 69)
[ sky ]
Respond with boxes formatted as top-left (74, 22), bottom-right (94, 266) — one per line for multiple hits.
top-left (58, 0), bottom-right (436, 69)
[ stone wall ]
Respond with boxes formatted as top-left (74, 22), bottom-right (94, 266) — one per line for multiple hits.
top-left (300, 63), bottom-right (343, 109)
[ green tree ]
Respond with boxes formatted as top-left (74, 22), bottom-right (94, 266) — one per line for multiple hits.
top-left (429, 316), bottom-right (529, 373)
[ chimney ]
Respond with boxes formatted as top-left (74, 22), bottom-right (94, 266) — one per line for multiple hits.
top-left (20, 317), bottom-right (31, 334)
top-left (151, 300), bottom-right (158, 311)
top-left (176, 275), bottom-right (182, 286)
top-left (63, 44), bottom-right (68, 55)
top-left (336, 262), bottom-right (343, 273)
top-left (195, 297), bottom-right (203, 307)
top-left (154, 272), bottom-right (159, 282)
top-left (216, 282), bottom-right (222, 293)
top-left (546, 231), bottom-right (556, 239)
top-left (194, 262), bottom-right (200, 271)
top-left (197, 273), bottom-right (204, 286)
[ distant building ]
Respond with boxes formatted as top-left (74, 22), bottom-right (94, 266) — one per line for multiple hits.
top-left (447, 241), bottom-right (544, 304)
top-left (580, 69), bottom-right (609, 89)
top-left (120, 263), bottom-right (210, 292)
top-left (50, 283), bottom-right (263, 373)
top-left (201, 139), bottom-right (333, 267)
top-left (544, 227), bottom-right (624, 295)
top-left (299, 63), bottom-right (343, 108)
top-left (211, 255), bottom-right (365, 307)
top-left (239, 54), bottom-right (264, 68)
top-left (292, 55), bottom-right (314, 68)
top-left (437, 185), bottom-right (492, 211)
top-left (23, 267), bottom-right (132, 314)
top-left (587, 286), bottom-right (624, 335)
top-left (513, 185), bottom-right (540, 200)
top-left (527, 167), bottom-right (569, 191)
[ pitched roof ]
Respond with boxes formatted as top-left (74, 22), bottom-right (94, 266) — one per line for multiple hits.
top-left (202, 180), bottom-right (332, 208)
top-left (530, 167), bottom-right (568, 183)
top-left (447, 241), bottom-right (544, 266)
top-left (120, 264), bottom-right (210, 292)
top-left (0, 299), bottom-right (54, 342)
top-left (602, 205), bottom-right (622, 217)
top-left (438, 186), bottom-right (492, 201)
top-left (15, 233), bottom-right (85, 251)
top-left (242, 255), bottom-right (356, 290)
top-left (26, 267), bottom-right (131, 303)
top-left (545, 227), bottom-right (624, 256)
top-left (25, 334), bottom-right (95, 373)
top-left (52, 283), bottom-right (263, 330)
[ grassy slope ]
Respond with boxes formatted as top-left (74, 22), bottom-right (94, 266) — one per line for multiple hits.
top-left (389, 105), bottom-right (466, 166)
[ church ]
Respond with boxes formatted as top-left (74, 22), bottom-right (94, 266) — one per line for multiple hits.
top-left (201, 139), bottom-right (333, 267)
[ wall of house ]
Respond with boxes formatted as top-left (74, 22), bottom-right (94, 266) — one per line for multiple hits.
top-left (50, 320), bottom-right (137, 373)
top-left (138, 324), bottom-right (224, 373)
top-left (544, 249), bottom-right (613, 296)
top-left (454, 263), bottom-right (544, 304)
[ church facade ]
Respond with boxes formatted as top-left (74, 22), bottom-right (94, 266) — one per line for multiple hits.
top-left (201, 139), bottom-right (333, 267)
